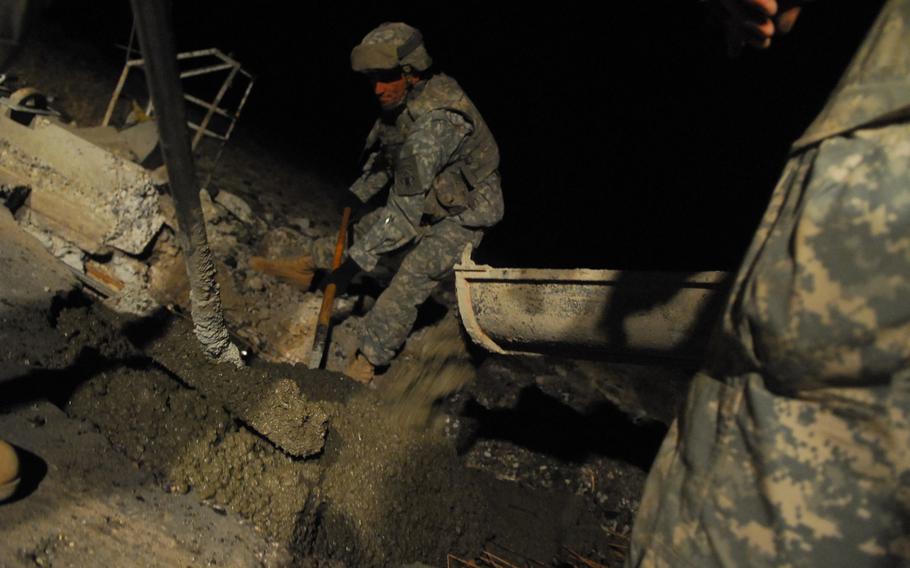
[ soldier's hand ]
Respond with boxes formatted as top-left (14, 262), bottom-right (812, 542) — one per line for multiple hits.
top-left (316, 258), bottom-right (361, 295)
top-left (717, 0), bottom-right (803, 54)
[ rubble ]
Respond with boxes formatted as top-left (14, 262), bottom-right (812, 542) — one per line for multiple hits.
top-left (213, 188), bottom-right (257, 226)
top-left (0, 116), bottom-right (164, 255)
top-left (0, 102), bottom-right (341, 368)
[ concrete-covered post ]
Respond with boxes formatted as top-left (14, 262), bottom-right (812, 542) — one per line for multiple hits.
top-left (129, 0), bottom-right (242, 367)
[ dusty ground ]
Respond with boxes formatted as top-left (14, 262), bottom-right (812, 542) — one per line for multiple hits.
top-left (0, 24), bottom-right (694, 568)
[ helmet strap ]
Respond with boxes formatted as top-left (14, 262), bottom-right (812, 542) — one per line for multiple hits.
top-left (396, 29), bottom-right (423, 60)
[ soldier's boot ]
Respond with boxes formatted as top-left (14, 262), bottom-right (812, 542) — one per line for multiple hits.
top-left (344, 353), bottom-right (375, 384)
top-left (0, 439), bottom-right (20, 503)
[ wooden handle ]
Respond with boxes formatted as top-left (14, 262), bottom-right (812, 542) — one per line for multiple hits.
top-left (331, 208), bottom-right (352, 271)
top-left (317, 207), bottom-right (352, 327)
top-left (309, 207), bottom-right (353, 368)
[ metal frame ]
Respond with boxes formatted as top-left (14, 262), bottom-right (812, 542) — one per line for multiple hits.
top-left (102, 47), bottom-right (255, 153)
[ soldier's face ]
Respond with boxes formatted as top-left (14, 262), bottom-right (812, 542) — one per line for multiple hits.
top-left (369, 70), bottom-right (408, 110)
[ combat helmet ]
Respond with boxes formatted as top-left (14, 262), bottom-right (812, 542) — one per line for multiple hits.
top-left (351, 22), bottom-right (432, 73)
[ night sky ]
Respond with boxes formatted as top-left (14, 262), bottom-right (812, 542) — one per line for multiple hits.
top-left (43, 1), bottom-right (885, 270)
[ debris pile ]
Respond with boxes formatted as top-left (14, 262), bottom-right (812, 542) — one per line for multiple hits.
top-left (0, 103), bottom-right (350, 367)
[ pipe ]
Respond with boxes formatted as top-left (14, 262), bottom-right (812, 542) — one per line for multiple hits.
top-left (129, 0), bottom-right (242, 367)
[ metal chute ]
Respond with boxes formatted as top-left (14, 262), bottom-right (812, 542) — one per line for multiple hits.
top-left (455, 245), bottom-right (730, 364)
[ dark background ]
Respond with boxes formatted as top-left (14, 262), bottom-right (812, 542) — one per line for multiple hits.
top-left (43, 1), bottom-right (885, 269)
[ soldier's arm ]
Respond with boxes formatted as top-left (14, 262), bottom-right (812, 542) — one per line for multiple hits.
top-left (347, 110), bottom-right (471, 271)
top-left (350, 152), bottom-right (391, 203)
top-left (349, 120), bottom-right (391, 203)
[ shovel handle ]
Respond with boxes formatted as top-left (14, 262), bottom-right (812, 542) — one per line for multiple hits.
top-left (308, 207), bottom-right (352, 368)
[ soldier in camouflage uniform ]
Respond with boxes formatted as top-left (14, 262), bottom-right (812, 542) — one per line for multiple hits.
top-left (325, 22), bottom-right (504, 381)
top-left (628, 1), bottom-right (910, 566)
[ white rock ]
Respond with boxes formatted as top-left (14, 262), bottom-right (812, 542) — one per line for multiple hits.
top-left (214, 190), bottom-right (256, 226)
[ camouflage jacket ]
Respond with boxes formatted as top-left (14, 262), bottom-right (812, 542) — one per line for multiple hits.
top-left (628, 1), bottom-right (910, 566)
top-left (347, 74), bottom-right (504, 271)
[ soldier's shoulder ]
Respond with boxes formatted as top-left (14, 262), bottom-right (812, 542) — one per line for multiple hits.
top-left (408, 73), bottom-right (467, 115)
top-left (427, 73), bottom-right (464, 94)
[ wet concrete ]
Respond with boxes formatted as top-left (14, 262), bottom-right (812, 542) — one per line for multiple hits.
top-left (0, 193), bottom-right (684, 565)
top-left (0, 204), bottom-right (289, 566)
top-left (67, 364), bottom-right (321, 544)
top-left (141, 314), bottom-right (331, 458)
top-left (0, 402), bottom-right (290, 568)
top-left (2, 272), bottom-right (675, 566)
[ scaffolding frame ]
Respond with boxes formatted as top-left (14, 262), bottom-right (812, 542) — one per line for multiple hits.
top-left (102, 47), bottom-right (255, 153)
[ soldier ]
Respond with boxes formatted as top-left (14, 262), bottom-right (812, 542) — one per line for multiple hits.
top-left (627, 0), bottom-right (910, 566)
top-left (324, 22), bottom-right (504, 382)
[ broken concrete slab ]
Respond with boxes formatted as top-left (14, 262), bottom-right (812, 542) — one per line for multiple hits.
top-left (0, 115), bottom-right (164, 255)
top-left (117, 120), bottom-right (160, 164)
top-left (63, 121), bottom-right (159, 165)
top-left (250, 294), bottom-right (323, 364)
top-left (0, 106), bottom-right (324, 369)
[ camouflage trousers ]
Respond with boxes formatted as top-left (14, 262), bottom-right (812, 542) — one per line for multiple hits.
top-left (356, 216), bottom-right (481, 367)
top-left (627, 122), bottom-right (910, 567)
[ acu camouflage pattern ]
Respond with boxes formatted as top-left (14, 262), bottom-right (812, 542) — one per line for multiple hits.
top-left (628, 1), bottom-right (910, 566)
top-left (348, 73), bottom-right (503, 272)
top-left (359, 218), bottom-right (481, 367)
top-left (350, 22), bottom-right (433, 72)
top-left (348, 73), bottom-right (503, 366)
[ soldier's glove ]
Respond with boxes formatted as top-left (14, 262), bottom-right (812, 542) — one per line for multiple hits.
top-left (318, 258), bottom-right (361, 296)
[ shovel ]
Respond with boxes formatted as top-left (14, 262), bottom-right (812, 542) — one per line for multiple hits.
top-left (307, 207), bottom-right (352, 369)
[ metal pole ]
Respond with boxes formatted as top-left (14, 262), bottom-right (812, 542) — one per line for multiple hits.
top-left (129, 0), bottom-right (242, 367)
top-left (101, 64), bottom-right (130, 126)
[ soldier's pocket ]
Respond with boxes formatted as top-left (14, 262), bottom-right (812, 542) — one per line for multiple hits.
top-left (424, 167), bottom-right (471, 220)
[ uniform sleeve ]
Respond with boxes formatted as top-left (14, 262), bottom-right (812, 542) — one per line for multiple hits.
top-left (349, 120), bottom-right (391, 203)
top-left (348, 110), bottom-right (472, 271)
top-left (349, 150), bottom-right (390, 203)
